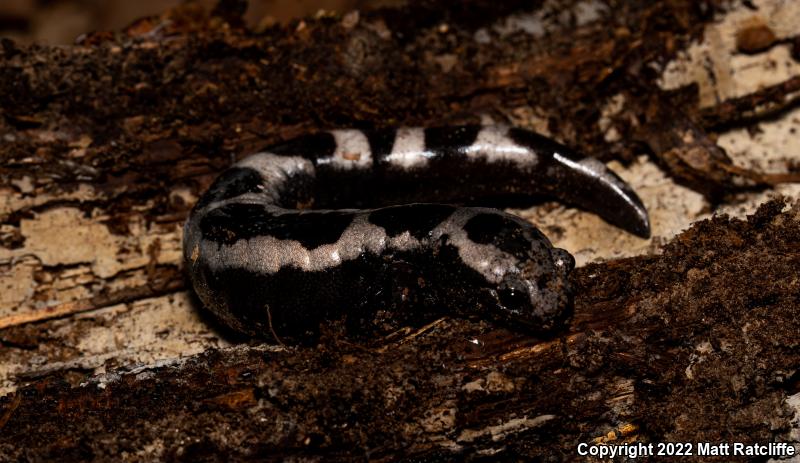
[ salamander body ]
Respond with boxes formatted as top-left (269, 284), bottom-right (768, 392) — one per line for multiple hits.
top-left (184, 125), bottom-right (649, 341)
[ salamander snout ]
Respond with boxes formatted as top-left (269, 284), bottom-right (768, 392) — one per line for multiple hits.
top-left (551, 247), bottom-right (575, 277)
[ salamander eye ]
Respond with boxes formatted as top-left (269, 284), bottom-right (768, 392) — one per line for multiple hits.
top-left (497, 280), bottom-right (532, 317)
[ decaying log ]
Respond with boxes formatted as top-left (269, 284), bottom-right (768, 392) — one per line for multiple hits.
top-left (1, 0), bottom-right (799, 461)
top-left (1, 200), bottom-right (798, 460)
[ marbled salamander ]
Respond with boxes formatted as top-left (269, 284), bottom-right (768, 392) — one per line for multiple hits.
top-left (184, 125), bottom-right (649, 341)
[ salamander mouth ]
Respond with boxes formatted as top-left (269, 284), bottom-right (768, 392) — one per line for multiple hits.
top-left (490, 279), bottom-right (570, 333)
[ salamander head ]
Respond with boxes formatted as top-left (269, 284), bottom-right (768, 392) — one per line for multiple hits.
top-left (460, 211), bottom-right (574, 332)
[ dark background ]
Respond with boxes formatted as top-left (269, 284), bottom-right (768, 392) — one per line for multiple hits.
top-left (0, 0), bottom-right (400, 44)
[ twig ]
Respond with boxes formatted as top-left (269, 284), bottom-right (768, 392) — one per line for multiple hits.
top-left (0, 281), bottom-right (184, 330)
top-left (0, 393), bottom-right (22, 431)
top-left (375, 318), bottom-right (448, 353)
top-left (265, 304), bottom-right (286, 348)
top-left (0, 300), bottom-right (94, 330)
top-left (700, 75), bottom-right (800, 131)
